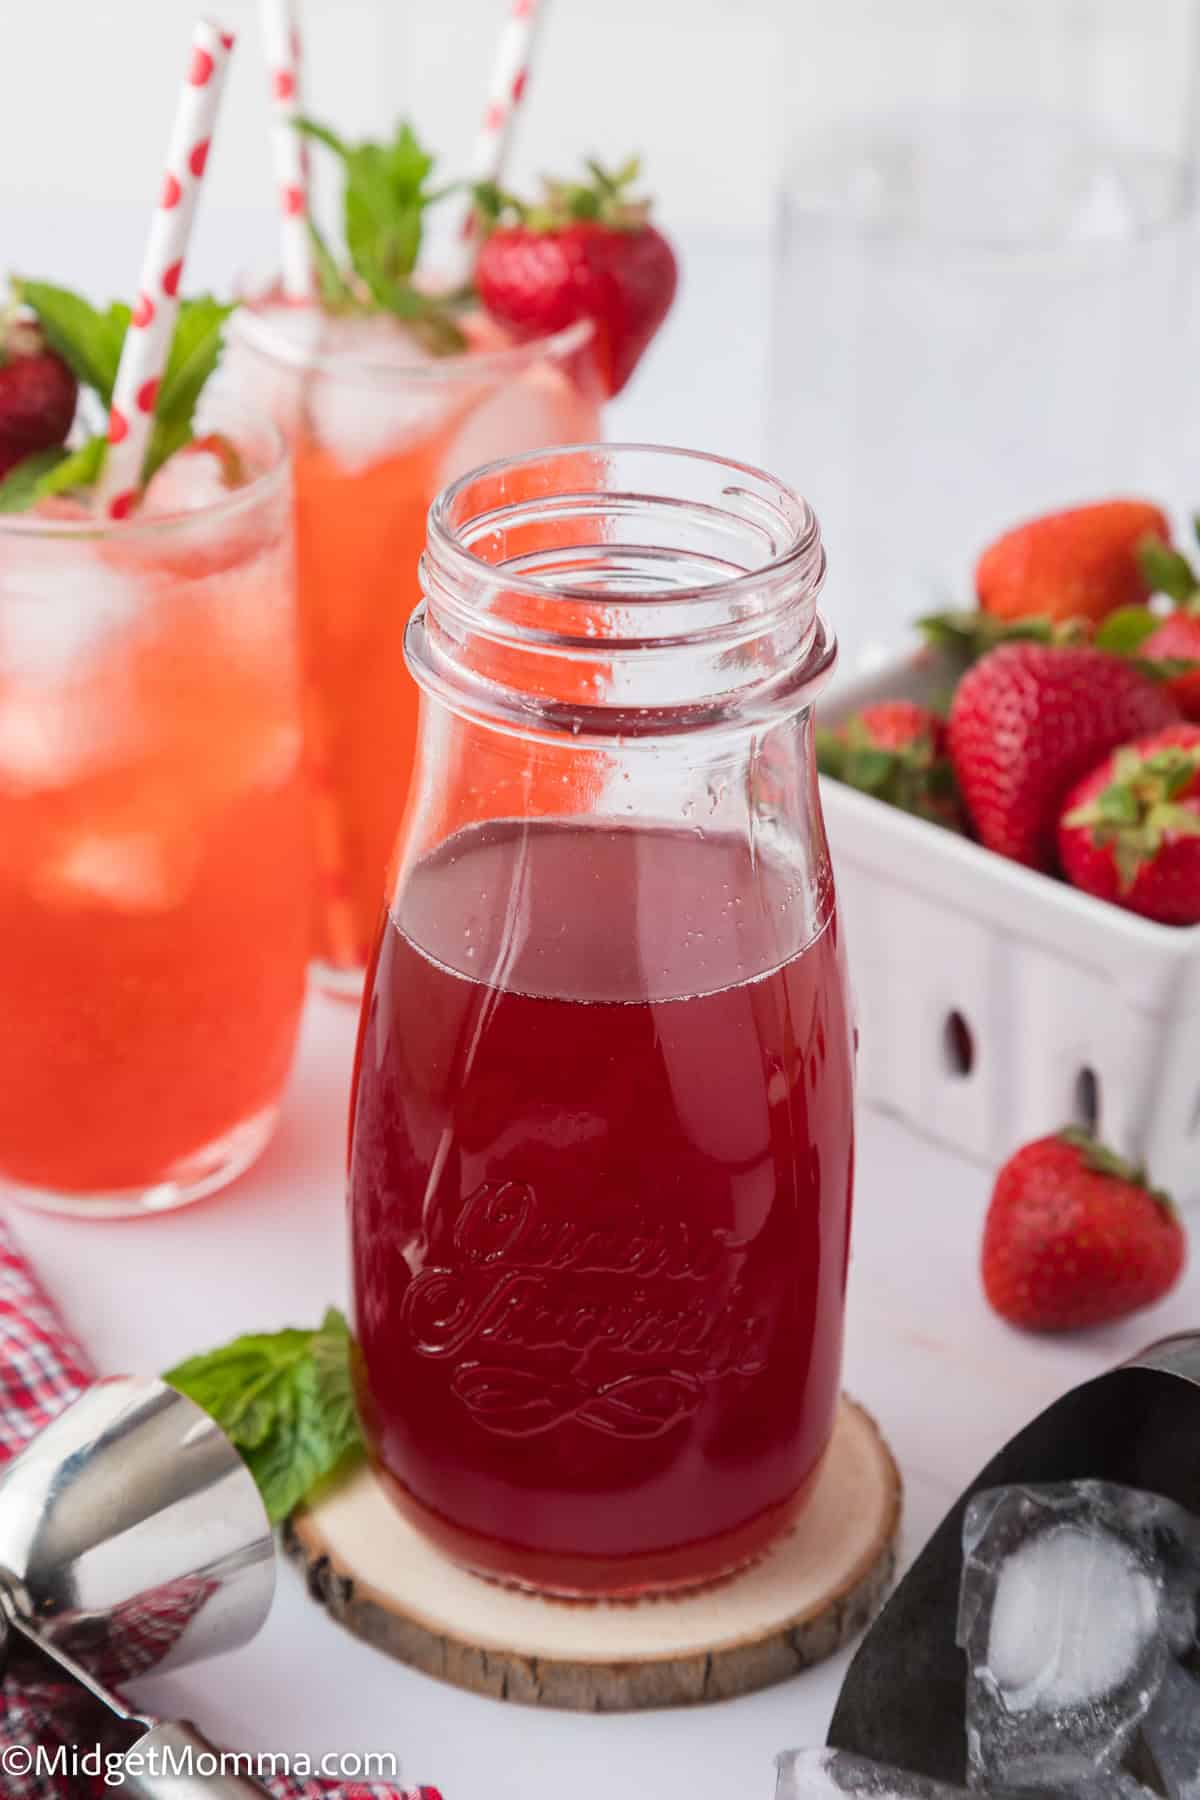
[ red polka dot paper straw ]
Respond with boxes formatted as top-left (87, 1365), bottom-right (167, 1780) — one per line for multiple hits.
top-left (445, 0), bottom-right (547, 282)
top-left (259, 0), bottom-right (312, 300)
top-left (96, 18), bottom-right (235, 520)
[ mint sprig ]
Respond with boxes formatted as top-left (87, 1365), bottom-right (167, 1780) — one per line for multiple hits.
top-left (165, 1308), bottom-right (364, 1525)
top-left (295, 116), bottom-right (466, 353)
top-left (0, 283), bottom-right (235, 512)
top-left (13, 281), bottom-right (131, 405)
top-left (0, 448), bottom-right (69, 514)
top-left (147, 294), bottom-right (234, 478)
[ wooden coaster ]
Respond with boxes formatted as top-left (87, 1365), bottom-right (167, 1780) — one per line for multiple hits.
top-left (286, 1396), bottom-right (901, 1712)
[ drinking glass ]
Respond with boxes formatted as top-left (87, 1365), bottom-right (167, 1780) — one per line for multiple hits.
top-left (347, 444), bottom-right (855, 1597)
top-left (227, 306), bottom-right (605, 992)
top-left (770, 0), bottom-right (1200, 670)
top-left (0, 412), bottom-right (309, 1216)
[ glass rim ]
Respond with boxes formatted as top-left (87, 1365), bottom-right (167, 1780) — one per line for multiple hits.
top-left (425, 441), bottom-right (823, 610)
top-left (0, 407), bottom-right (291, 543)
top-left (230, 302), bottom-right (596, 386)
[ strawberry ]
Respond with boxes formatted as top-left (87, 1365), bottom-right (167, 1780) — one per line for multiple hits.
top-left (981, 1129), bottom-right (1185, 1332)
top-left (975, 500), bottom-right (1170, 626)
top-left (1058, 723), bottom-right (1200, 925)
top-left (817, 700), bottom-right (963, 829)
top-left (475, 158), bottom-right (678, 397)
top-left (0, 318), bottom-right (77, 461)
top-left (1141, 610), bottom-right (1200, 720)
top-left (1119, 532), bottom-right (1200, 722)
top-left (947, 643), bottom-right (1180, 869)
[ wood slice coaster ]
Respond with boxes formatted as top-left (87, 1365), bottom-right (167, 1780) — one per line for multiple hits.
top-left (286, 1396), bottom-right (901, 1712)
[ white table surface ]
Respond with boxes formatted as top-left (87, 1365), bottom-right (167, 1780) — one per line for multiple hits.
top-left (3, 218), bottom-right (1198, 1800)
top-left (10, 992), bottom-right (1199, 1800)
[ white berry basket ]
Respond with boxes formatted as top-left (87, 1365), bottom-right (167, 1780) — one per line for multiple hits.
top-left (820, 646), bottom-right (1200, 1204)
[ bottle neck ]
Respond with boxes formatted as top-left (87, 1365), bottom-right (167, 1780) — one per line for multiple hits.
top-left (409, 444), bottom-right (835, 746)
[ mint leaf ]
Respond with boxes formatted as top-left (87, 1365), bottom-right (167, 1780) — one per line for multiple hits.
top-left (0, 438), bottom-right (108, 514)
top-left (296, 115), bottom-right (465, 352)
top-left (165, 1310), bottom-right (364, 1525)
top-left (344, 134), bottom-right (429, 292)
top-left (145, 295), bottom-right (235, 480)
top-left (15, 281), bottom-right (130, 405)
top-left (16, 286), bottom-right (234, 489)
top-left (37, 436), bottom-right (107, 499)
top-left (294, 117), bottom-right (349, 159)
top-left (1094, 606), bottom-right (1161, 656)
top-left (0, 449), bottom-right (68, 514)
top-left (308, 219), bottom-right (357, 312)
top-left (310, 1308), bottom-right (362, 1469)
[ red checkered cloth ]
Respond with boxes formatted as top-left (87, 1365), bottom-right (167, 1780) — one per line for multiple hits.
top-left (0, 1220), bottom-right (441, 1800)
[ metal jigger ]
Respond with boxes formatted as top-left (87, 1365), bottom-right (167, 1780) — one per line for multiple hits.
top-left (0, 1376), bottom-right (277, 1796)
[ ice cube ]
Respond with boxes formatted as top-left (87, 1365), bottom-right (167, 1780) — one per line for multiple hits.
top-left (39, 830), bottom-right (199, 913)
top-left (223, 304), bottom-right (476, 470)
top-left (957, 1483), bottom-right (1185, 1789)
top-left (0, 541), bottom-right (144, 787)
top-left (1143, 1661), bottom-right (1200, 1800)
top-left (438, 358), bottom-right (599, 489)
top-left (0, 539), bottom-right (141, 683)
top-left (141, 444), bottom-right (234, 517)
top-left (775, 1750), bottom-right (967, 1800)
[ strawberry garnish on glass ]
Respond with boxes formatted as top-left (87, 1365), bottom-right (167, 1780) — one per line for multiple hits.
top-left (1058, 723), bottom-right (1200, 926)
top-left (0, 318), bottom-right (77, 481)
top-left (474, 157), bottom-right (678, 397)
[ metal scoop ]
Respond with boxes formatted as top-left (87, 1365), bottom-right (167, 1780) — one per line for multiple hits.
top-left (0, 1376), bottom-right (277, 1796)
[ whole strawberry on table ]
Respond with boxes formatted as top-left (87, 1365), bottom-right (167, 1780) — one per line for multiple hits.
top-left (982, 1128), bottom-right (1185, 1334)
top-left (822, 496), bottom-right (1200, 927)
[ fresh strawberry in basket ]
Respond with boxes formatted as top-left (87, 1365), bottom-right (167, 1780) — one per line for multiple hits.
top-left (975, 499), bottom-right (1170, 626)
top-left (475, 157), bottom-right (678, 397)
top-left (982, 1129), bottom-right (1185, 1332)
top-left (817, 700), bottom-right (963, 829)
top-left (1089, 530), bottom-right (1200, 722)
top-left (1058, 723), bottom-right (1200, 926)
top-left (0, 318), bottom-right (77, 478)
top-left (947, 643), bottom-right (1180, 869)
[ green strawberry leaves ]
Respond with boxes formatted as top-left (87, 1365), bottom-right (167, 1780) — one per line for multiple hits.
top-left (1056, 1126), bottom-right (1174, 1213)
top-left (918, 608), bottom-right (1075, 672)
top-left (1094, 607), bottom-right (1161, 656)
top-left (1137, 532), bottom-right (1198, 606)
top-left (475, 155), bottom-right (651, 234)
top-left (1, 285), bottom-right (234, 510)
top-left (817, 717), bottom-right (963, 830)
top-left (1063, 741), bottom-right (1200, 891)
top-left (165, 1308), bottom-right (364, 1525)
top-left (295, 117), bottom-right (466, 353)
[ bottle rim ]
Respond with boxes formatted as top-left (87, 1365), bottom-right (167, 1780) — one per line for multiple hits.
top-left (412, 442), bottom-right (835, 743)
